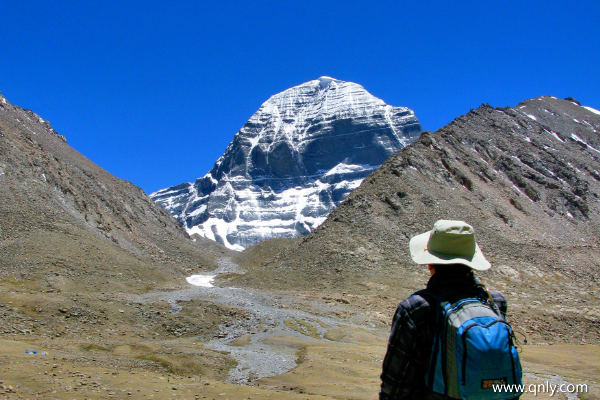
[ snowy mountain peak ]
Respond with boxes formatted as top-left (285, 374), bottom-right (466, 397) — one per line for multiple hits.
top-left (151, 78), bottom-right (422, 250)
top-left (317, 76), bottom-right (335, 89)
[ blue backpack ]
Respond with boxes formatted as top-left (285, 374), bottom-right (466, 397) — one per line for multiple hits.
top-left (416, 288), bottom-right (523, 399)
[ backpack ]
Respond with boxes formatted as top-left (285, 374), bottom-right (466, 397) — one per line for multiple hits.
top-left (416, 287), bottom-right (523, 399)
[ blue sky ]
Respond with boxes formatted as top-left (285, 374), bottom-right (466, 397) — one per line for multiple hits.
top-left (2, 1), bottom-right (599, 193)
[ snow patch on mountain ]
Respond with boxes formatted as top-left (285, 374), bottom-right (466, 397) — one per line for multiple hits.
top-left (583, 106), bottom-right (600, 116)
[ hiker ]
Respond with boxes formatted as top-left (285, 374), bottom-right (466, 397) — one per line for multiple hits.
top-left (380, 220), bottom-right (522, 399)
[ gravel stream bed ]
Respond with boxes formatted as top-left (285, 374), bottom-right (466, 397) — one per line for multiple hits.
top-left (128, 258), bottom-right (370, 384)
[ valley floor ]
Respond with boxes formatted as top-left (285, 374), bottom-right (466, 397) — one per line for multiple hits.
top-left (1, 258), bottom-right (598, 399)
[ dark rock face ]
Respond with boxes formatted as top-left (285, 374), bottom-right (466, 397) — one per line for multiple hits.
top-left (151, 77), bottom-right (422, 250)
top-left (233, 96), bottom-right (600, 343)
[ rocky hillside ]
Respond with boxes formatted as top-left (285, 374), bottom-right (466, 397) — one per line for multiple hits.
top-left (151, 77), bottom-right (421, 250)
top-left (232, 96), bottom-right (600, 344)
top-left (0, 92), bottom-right (231, 294)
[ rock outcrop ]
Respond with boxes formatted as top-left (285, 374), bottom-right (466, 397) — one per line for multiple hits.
top-left (151, 77), bottom-right (422, 250)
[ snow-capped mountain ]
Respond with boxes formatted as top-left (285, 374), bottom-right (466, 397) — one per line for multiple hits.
top-left (151, 77), bottom-right (422, 250)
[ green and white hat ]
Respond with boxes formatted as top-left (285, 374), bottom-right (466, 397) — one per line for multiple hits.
top-left (409, 220), bottom-right (491, 271)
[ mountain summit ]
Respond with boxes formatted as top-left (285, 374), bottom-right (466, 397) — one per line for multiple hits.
top-left (151, 77), bottom-right (422, 250)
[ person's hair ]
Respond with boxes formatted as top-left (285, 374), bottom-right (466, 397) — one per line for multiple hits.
top-left (432, 263), bottom-right (473, 277)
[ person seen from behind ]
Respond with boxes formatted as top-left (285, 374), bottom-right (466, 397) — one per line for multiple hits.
top-left (380, 220), bottom-right (522, 399)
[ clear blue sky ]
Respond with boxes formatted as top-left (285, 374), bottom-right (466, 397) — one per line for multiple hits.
top-left (2, 1), bottom-right (599, 193)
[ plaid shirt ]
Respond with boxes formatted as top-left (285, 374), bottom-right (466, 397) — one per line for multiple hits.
top-left (379, 271), bottom-right (508, 400)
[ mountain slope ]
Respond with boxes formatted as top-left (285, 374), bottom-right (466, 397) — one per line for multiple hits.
top-left (0, 91), bottom-right (231, 294)
top-left (151, 77), bottom-right (421, 250)
top-left (231, 96), bottom-right (600, 343)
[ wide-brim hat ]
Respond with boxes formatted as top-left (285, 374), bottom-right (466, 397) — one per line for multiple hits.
top-left (409, 220), bottom-right (491, 271)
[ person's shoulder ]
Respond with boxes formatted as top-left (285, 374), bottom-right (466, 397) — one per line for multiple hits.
top-left (391, 291), bottom-right (435, 330)
top-left (398, 290), bottom-right (435, 313)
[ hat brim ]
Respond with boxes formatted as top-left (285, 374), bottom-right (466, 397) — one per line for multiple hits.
top-left (409, 230), bottom-right (491, 271)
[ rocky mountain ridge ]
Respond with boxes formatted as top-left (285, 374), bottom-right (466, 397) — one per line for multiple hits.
top-left (151, 77), bottom-right (422, 250)
top-left (0, 91), bottom-right (229, 294)
top-left (231, 96), bottom-right (600, 343)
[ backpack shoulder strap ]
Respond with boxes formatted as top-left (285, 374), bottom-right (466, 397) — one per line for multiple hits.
top-left (416, 288), bottom-right (455, 392)
top-left (474, 283), bottom-right (503, 317)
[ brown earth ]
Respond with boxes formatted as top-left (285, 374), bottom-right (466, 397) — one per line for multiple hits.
top-left (1, 330), bottom-right (598, 399)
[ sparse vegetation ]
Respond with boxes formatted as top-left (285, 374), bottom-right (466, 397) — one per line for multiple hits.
top-left (81, 343), bottom-right (112, 352)
top-left (284, 319), bottom-right (321, 339)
